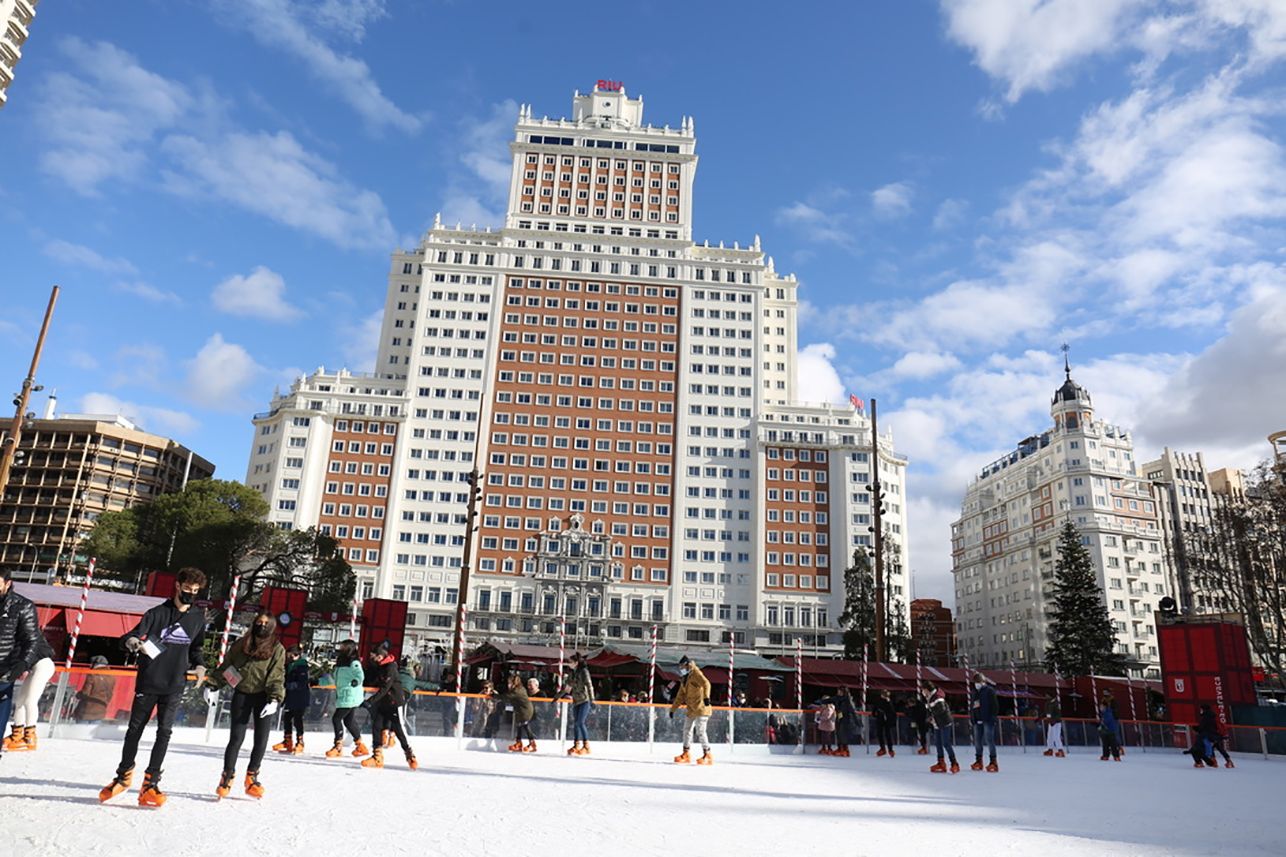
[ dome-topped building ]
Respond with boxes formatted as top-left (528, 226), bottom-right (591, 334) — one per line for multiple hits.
top-left (1052, 348), bottom-right (1093, 431)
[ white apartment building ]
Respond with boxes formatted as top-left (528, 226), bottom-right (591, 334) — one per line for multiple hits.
top-left (0, 0), bottom-right (37, 108)
top-left (952, 362), bottom-right (1169, 678)
top-left (248, 84), bottom-right (910, 655)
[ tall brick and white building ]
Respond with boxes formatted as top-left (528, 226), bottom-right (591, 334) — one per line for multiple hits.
top-left (248, 84), bottom-right (910, 655)
top-left (0, 0), bottom-right (37, 109)
top-left (951, 359), bottom-right (1169, 678)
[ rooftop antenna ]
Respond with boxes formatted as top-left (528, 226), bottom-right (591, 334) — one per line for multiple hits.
top-left (1061, 342), bottom-right (1071, 380)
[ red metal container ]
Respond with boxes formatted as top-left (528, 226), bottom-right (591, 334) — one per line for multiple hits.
top-left (358, 597), bottom-right (409, 660)
top-left (258, 586), bottom-right (309, 649)
top-left (1158, 615), bottom-right (1255, 732)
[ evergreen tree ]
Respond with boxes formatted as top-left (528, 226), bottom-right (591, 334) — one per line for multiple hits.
top-left (1044, 521), bottom-right (1123, 676)
top-left (838, 549), bottom-right (875, 659)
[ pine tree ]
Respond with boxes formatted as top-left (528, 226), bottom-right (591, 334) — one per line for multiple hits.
top-left (1044, 521), bottom-right (1124, 676)
top-left (838, 549), bottom-right (876, 659)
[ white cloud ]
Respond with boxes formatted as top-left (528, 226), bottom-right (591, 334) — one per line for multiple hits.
top-left (42, 239), bottom-right (138, 275)
top-left (162, 131), bottom-right (397, 250)
top-left (932, 198), bottom-right (970, 231)
top-left (111, 343), bottom-right (169, 390)
top-left (223, 0), bottom-right (422, 134)
top-left (774, 200), bottom-right (855, 247)
top-left (211, 266), bottom-right (303, 321)
top-left (79, 392), bottom-right (199, 435)
top-left (183, 334), bottom-right (262, 410)
top-left (437, 100), bottom-right (519, 227)
top-left (337, 309), bottom-right (384, 372)
top-left (889, 351), bottom-right (963, 379)
top-left (941, 0), bottom-right (1147, 102)
top-left (114, 282), bottom-right (182, 304)
top-left (871, 181), bottom-right (914, 218)
top-left (795, 343), bottom-right (848, 406)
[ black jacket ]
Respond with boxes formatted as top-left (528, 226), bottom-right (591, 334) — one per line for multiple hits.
top-left (910, 696), bottom-right (929, 726)
top-left (125, 600), bottom-right (207, 695)
top-left (1197, 708), bottom-right (1221, 739)
top-left (365, 657), bottom-right (406, 711)
top-left (0, 588), bottom-right (43, 678)
top-left (872, 696), bottom-right (895, 723)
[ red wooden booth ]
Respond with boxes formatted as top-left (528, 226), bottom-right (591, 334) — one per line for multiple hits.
top-left (258, 586), bottom-right (309, 650)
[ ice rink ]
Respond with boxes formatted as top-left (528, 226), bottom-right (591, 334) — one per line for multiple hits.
top-left (1, 730), bottom-right (1281, 856)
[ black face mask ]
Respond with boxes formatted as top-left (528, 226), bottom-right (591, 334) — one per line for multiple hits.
top-left (253, 625), bottom-right (270, 637)
top-left (178, 591), bottom-right (196, 605)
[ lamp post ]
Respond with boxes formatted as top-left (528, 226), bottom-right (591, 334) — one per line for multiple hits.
top-left (0, 286), bottom-right (58, 503)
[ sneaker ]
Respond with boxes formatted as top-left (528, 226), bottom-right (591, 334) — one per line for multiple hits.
top-left (216, 771), bottom-right (234, 800)
top-left (138, 771), bottom-right (166, 808)
top-left (98, 768), bottom-right (133, 803)
top-left (244, 771), bottom-right (265, 799)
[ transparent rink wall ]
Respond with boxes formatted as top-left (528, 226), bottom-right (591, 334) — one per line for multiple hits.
top-left (27, 666), bottom-right (1286, 757)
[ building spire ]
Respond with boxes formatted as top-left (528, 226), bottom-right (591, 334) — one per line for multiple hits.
top-left (1061, 342), bottom-right (1071, 381)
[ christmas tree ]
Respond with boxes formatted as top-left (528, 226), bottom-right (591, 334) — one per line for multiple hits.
top-left (1044, 521), bottom-right (1124, 676)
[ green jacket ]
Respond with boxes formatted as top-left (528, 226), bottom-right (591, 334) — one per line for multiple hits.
top-left (214, 639), bottom-right (286, 701)
top-left (335, 661), bottom-right (365, 709)
top-left (562, 665), bottom-right (594, 705)
top-left (501, 685), bottom-right (534, 722)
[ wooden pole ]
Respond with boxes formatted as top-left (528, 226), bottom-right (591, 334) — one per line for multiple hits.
top-left (0, 285), bottom-right (59, 500)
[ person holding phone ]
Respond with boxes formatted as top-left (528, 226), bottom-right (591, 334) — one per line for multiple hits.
top-left (209, 609), bottom-right (286, 799)
top-left (98, 568), bottom-right (208, 808)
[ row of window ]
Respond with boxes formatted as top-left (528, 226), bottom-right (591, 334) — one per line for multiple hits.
top-left (518, 201), bottom-right (679, 222)
top-left (390, 584), bottom-right (460, 604)
top-left (515, 222), bottom-right (681, 239)
top-left (525, 170), bottom-right (679, 190)
top-left (764, 553), bottom-right (831, 568)
top-left (323, 482), bottom-right (389, 499)
top-left (524, 152), bottom-right (683, 168)
top-left (763, 603), bottom-right (830, 626)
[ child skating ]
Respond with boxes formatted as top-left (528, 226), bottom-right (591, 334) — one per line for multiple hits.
top-left (326, 639), bottom-right (368, 759)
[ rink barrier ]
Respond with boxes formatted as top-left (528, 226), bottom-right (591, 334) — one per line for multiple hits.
top-left (28, 665), bottom-right (1286, 758)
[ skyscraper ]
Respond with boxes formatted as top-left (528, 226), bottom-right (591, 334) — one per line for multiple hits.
top-left (249, 84), bottom-right (910, 655)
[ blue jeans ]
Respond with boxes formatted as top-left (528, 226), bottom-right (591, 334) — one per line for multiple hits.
top-left (974, 721), bottom-right (996, 760)
top-left (572, 701), bottom-right (592, 742)
top-left (0, 681), bottom-right (14, 753)
top-left (935, 725), bottom-right (957, 763)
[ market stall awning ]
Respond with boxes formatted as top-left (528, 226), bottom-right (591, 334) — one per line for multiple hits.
top-left (67, 609), bottom-right (135, 638)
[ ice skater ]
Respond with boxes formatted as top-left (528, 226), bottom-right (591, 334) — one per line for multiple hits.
top-left (1098, 694), bottom-right (1122, 762)
top-left (668, 655), bottom-right (713, 765)
top-left (211, 609), bottom-right (286, 799)
top-left (814, 699), bottom-right (837, 754)
top-left (558, 651), bottom-right (595, 756)
top-left (1194, 704), bottom-right (1234, 769)
top-left (326, 639), bottom-right (368, 759)
top-left (500, 672), bottom-right (537, 752)
top-left (273, 644), bottom-right (310, 755)
top-left (0, 567), bottom-right (47, 760)
top-left (923, 682), bottom-right (959, 774)
top-left (360, 640), bottom-right (417, 770)
top-left (1043, 698), bottom-right (1065, 757)
top-left (970, 673), bottom-right (999, 772)
top-left (98, 568), bottom-right (208, 807)
top-left (909, 690), bottom-right (930, 755)
top-left (873, 690), bottom-right (896, 757)
top-left (814, 688), bottom-right (858, 757)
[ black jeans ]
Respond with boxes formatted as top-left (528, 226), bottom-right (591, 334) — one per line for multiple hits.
top-left (283, 707), bottom-right (305, 738)
top-left (332, 707), bottom-right (361, 742)
top-left (223, 691), bottom-right (271, 774)
top-left (117, 690), bottom-right (182, 776)
top-left (516, 720), bottom-right (534, 742)
top-left (875, 719), bottom-right (895, 751)
top-left (372, 704), bottom-right (409, 753)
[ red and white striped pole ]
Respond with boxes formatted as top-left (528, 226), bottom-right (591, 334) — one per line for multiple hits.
top-left (727, 632), bottom-right (735, 706)
top-left (647, 624), bottom-right (657, 704)
top-left (348, 595), bottom-right (359, 641)
top-left (64, 558), bottom-right (96, 668)
top-left (1053, 661), bottom-right (1066, 755)
top-left (1124, 671), bottom-right (1140, 752)
top-left (861, 643), bottom-right (870, 754)
top-left (1010, 660), bottom-right (1024, 753)
top-left (218, 573), bottom-right (241, 666)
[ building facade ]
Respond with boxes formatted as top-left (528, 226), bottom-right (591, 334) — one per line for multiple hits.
top-left (247, 84), bottom-right (910, 656)
top-left (0, 408), bottom-right (214, 583)
top-left (909, 598), bottom-right (956, 667)
top-left (0, 0), bottom-right (37, 108)
top-left (951, 362), bottom-right (1168, 678)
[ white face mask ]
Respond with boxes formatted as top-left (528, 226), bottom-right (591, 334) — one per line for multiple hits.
top-left (974, 682), bottom-right (984, 690)
top-left (680, 667), bottom-right (690, 676)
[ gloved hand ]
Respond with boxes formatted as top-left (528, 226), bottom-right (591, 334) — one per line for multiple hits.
top-left (191, 665), bottom-right (207, 684)
top-left (703, 697), bottom-right (711, 707)
top-left (669, 709), bottom-right (675, 720)
top-left (259, 700), bottom-right (279, 719)
top-left (359, 698), bottom-right (373, 710)
top-left (203, 687), bottom-right (219, 706)
top-left (124, 636), bottom-right (142, 654)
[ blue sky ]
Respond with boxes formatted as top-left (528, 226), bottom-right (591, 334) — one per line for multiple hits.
top-left (2, 1), bottom-right (1284, 602)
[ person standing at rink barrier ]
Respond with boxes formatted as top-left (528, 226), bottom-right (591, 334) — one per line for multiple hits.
top-left (273, 645), bottom-right (310, 755)
top-left (971, 673), bottom-right (999, 773)
top-left (559, 652), bottom-right (595, 756)
top-left (813, 699), bottom-right (838, 754)
top-left (0, 567), bottom-right (47, 759)
top-left (814, 688), bottom-right (857, 757)
top-left (923, 682), bottom-right (959, 774)
top-left (1043, 698), bottom-right (1065, 758)
top-left (1098, 694), bottom-right (1122, 762)
top-left (669, 655), bottom-right (713, 765)
top-left (98, 567), bottom-right (208, 807)
top-left (211, 609), bottom-right (286, 800)
top-left (909, 690), bottom-right (931, 755)
top-left (501, 672), bottom-right (537, 752)
top-left (872, 690), bottom-right (896, 757)
top-left (326, 639), bottom-right (368, 759)
top-left (360, 640), bottom-right (417, 770)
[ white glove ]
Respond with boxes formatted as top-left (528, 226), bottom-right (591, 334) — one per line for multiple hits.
top-left (259, 700), bottom-right (279, 719)
top-left (124, 637), bottom-right (142, 653)
top-left (203, 687), bottom-right (219, 706)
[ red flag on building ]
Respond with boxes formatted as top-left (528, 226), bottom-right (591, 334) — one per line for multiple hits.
top-left (849, 394), bottom-right (864, 411)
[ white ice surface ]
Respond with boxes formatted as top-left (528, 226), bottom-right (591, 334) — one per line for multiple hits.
top-left (1, 730), bottom-right (1281, 857)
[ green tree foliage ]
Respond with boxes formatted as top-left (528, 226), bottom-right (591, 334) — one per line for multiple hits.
top-left (838, 540), bottom-right (913, 663)
top-left (1044, 521), bottom-right (1124, 676)
top-left (80, 479), bottom-right (354, 612)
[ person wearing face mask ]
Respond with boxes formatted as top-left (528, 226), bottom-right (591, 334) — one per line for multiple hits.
top-left (326, 639), bottom-right (368, 759)
top-left (970, 673), bottom-right (999, 773)
top-left (0, 567), bottom-right (47, 761)
top-left (557, 652), bottom-right (595, 756)
top-left (98, 568), bottom-right (208, 807)
top-left (668, 655), bottom-right (713, 765)
top-left (272, 645), bottom-right (310, 755)
top-left (209, 609), bottom-right (286, 799)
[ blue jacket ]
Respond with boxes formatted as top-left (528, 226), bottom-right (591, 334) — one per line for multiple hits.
top-left (1100, 704), bottom-right (1119, 731)
top-left (335, 660), bottom-right (365, 709)
top-left (972, 682), bottom-right (998, 723)
top-left (284, 658), bottom-right (311, 711)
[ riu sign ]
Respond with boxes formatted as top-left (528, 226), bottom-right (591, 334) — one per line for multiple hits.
top-left (597, 79), bottom-right (623, 92)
